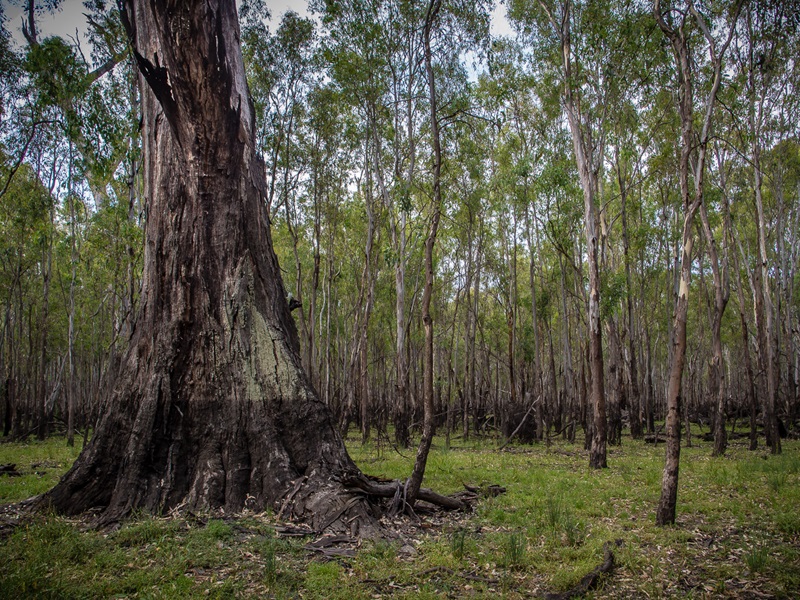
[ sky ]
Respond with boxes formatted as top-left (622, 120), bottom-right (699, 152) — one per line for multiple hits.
top-left (2, 0), bottom-right (513, 49)
top-left (2, 1), bottom-right (89, 47)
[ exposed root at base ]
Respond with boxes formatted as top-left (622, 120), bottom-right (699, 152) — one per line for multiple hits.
top-left (343, 474), bottom-right (505, 519)
top-left (544, 540), bottom-right (622, 600)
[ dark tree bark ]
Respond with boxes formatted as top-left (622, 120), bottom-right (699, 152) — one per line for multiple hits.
top-left (616, 150), bottom-right (642, 440)
top-left (539, 0), bottom-right (607, 468)
top-left (36, 0), bottom-right (374, 533)
top-left (407, 0), bottom-right (443, 504)
top-left (704, 147), bottom-right (732, 456)
top-left (733, 232), bottom-right (758, 450)
top-left (653, 0), bottom-right (740, 526)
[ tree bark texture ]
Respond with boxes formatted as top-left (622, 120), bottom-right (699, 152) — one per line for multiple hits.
top-left (554, 0), bottom-right (607, 468)
top-left (653, 0), bottom-right (739, 525)
top-left (654, 0), bottom-right (695, 527)
top-left (38, 0), bottom-right (371, 532)
top-left (699, 200), bottom-right (730, 456)
top-left (407, 0), bottom-right (442, 504)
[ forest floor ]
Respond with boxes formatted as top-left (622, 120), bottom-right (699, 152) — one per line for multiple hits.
top-left (0, 428), bottom-right (798, 599)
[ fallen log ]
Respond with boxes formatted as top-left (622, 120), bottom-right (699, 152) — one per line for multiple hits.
top-left (543, 540), bottom-right (620, 600)
top-left (0, 464), bottom-right (21, 477)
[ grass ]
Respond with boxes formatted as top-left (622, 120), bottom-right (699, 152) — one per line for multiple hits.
top-left (0, 438), bottom-right (81, 502)
top-left (1, 432), bottom-right (799, 598)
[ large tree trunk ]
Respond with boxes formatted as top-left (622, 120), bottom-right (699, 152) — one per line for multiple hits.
top-left (37, 0), bottom-right (374, 533)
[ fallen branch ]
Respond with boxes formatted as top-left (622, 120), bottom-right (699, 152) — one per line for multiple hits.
top-left (304, 535), bottom-right (357, 559)
top-left (364, 565), bottom-right (499, 587)
top-left (499, 394), bottom-right (540, 451)
top-left (543, 540), bottom-right (620, 600)
top-left (644, 424), bottom-right (666, 444)
top-left (421, 565), bottom-right (500, 584)
top-left (0, 464), bottom-right (21, 477)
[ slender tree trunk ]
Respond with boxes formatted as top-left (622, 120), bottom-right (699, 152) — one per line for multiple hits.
top-left (526, 208), bottom-right (543, 442)
top-left (407, 0), bottom-right (442, 504)
top-left (462, 214), bottom-right (474, 441)
top-left (394, 219), bottom-right (410, 447)
top-left (471, 222), bottom-right (483, 436)
top-left (558, 255), bottom-right (573, 438)
top-left (555, 2), bottom-right (607, 467)
top-left (618, 158), bottom-right (642, 439)
top-left (704, 147), bottom-right (733, 455)
top-left (655, 0), bottom-right (696, 527)
top-left (739, 270), bottom-right (758, 449)
top-left (698, 200), bottom-right (729, 455)
top-left (308, 179), bottom-right (321, 389)
top-left (653, 0), bottom-right (739, 525)
top-left (359, 167), bottom-right (377, 444)
top-left (67, 184), bottom-right (78, 447)
top-left (645, 326), bottom-right (655, 434)
top-left (657, 210), bottom-right (696, 526)
top-left (607, 318), bottom-right (624, 446)
top-left (752, 153), bottom-right (781, 454)
top-left (745, 8), bottom-right (780, 454)
top-left (36, 206), bottom-right (53, 441)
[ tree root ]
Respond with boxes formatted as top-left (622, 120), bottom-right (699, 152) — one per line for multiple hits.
top-left (543, 540), bottom-right (621, 600)
top-left (343, 475), bottom-right (505, 517)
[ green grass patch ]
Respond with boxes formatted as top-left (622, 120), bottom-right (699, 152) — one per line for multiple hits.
top-left (1, 432), bottom-right (798, 598)
top-left (0, 437), bottom-right (82, 503)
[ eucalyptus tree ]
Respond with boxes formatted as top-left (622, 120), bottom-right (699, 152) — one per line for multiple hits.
top-left (730, 0), bottom-right (800, 453)
top-left (447, 112), bottom-right (490, 440)
top-left (301, 83), bottom-right (358, 398)
top-left (40, 0), bottom-right (368, 528)
top-left (653, 0), bottom-right (741, 526)
top-left (702, 142), bottom-right (733, 456)
top-left (404, 0), bottom-right (489, 502)
top-left (534, 128), bottom-right (583, 440)
top-left (411, 0), bottom-right (449, 503)
top-left (769, 140), bottom-right (800, 427)
top-left (602, 8), bottom-right (668, 441)
top-left (38, 0), bottom-right (466, 527)
top-left (508, 0), bottom-right (640, 467)
top-left (0, 0), bottom-right (138, 443)
top-left (381, 0), bottom-right (426, 447)
top-left (475, 39), bottom-right (558, 443)
top-left (0, 155), bottom-right (55, 438)
top-left (314, 0), bottom-right (397, 440)
top-left (610, 133), bottom-right (646, 439)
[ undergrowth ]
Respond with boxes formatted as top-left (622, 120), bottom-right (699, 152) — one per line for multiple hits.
top-left (1, 432), bottom-right (798, 598)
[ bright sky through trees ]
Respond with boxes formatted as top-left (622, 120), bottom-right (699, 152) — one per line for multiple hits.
top-left (1, 0), bottom-right (512, 47)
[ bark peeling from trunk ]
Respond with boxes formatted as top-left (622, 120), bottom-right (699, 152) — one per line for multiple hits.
top-left (36, 0), bottom-right (379, 535)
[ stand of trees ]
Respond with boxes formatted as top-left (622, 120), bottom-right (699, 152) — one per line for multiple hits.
top-left (0, 0), bottom-right (798, 520)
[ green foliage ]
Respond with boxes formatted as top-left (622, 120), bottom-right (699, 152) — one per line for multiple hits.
top-left (501, 530), bottom-right (527, 568)
top-left (745, 545), bottom-right (768, 573)
top-left (450, 527), bottom-right (467, 559)
top-left (1, 3), bottom-right (799, 596)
